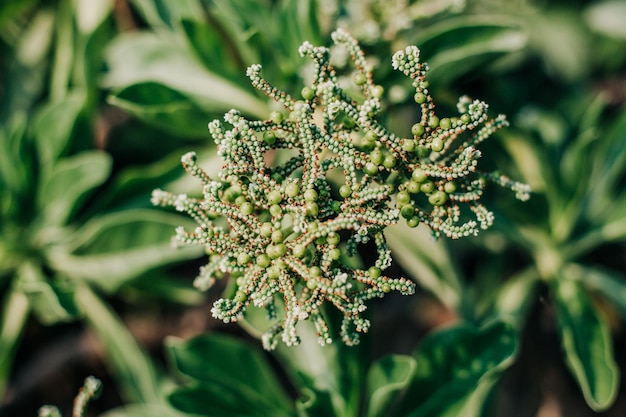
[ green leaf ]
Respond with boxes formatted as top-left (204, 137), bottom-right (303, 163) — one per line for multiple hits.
top-left (552, 277), bottom-right (620, 411)
top-left (413, 16), bottom-right (527, 85)
top-left (128, 0), bottom-right (204, 29)
top-left (365, 355), bottom-right (416, 417)
top-left (100, 403), bottom-right (194, 417)
top-left (584, 0), bottom-right (626, 39)
top-left (567, 263), bottom-right (626, 319)
top-left (104, 31), bottom-right (269, 120)
top-left (32, 92), bottom-right (86, 169)
top-left (386, 222), bottom-right (464, 314)
top-left (492, 266), bottom-right (540, 325)
top-left (0, 288), bottom-right (29, 397)
top-left (166, 333), bottom-right (294, 417)
top-left (50, 209), bottom-right (202, 292)
top-left (76, 284), bottom-right (162, 403)
top-left (108, 82), bottom-right (212, 138)
top-left (37, 150), bottom-right (112, 226)
top-left (394, 320), bottom-right (518, 417)
top-left (16, 261), bottom-right (78, 324)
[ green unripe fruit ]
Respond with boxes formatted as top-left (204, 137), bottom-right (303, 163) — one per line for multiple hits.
top-left (267, 190), bottom-right (282, 205)
top-left (270, 111), bottom-right (284, 124)
top-left (256, 254), bottom-right (271, 268)
top-left (301, 86), bottom-right (315, 100)
top-left (285, 182), bottom-right (300, 198)
top-left (271, 229), bottom-right (284, 243)
top-left (372, 85), bottom-right (384, 98)
top-left (329, 248), bottom-right (341, 260)
top-left (407, 217), bottom-right (419, 228)
top-left (415, 145), bottom-right (429, 158)
top-left (234, 291), bottom-right (247, 303)
top-left (444, 181), bottom-right (457, 194)
top-left (411, 123), bottom-right (425, 137)
top-left (412, 169), bottom-right (427, 183)
top-left (310, 266), bottom-right (322, 277)
top-left (305, 201), bottom-right (319, 216)
top-left (240, 202), bottom-right (253, 215)
top-left (237, 252), bottom-right (252, 265)
top-left (260, 222), bottom-right (273, 237)
top-left (428, 116), bottom-right (440, 129)
top-left (430, 138), bottom-right (444, 152)
top-left (353, 72), bottom-right (367, 86)
top-left (304, 188), bottom-right (318, 202)
top-left (331, 200), bottom-right (341, 212)
top-left (369, 149), bottom-right (383, 165)
top-left (364, 130), bottom-right (378, 145)
top-left (381, 283), bottom-right (392, 293)
top-left (414, 92), bottom-right (426, 104)
top-left (339, 184), bottom-right (352, 198)
top-left (460, 114), bottom-right (471, 124)
top-left (364, 161), bottom-right (379, 175)
top-left (397, 190), bottom-right (411, 205)
top-left (383, 154), bottom-right (397, 169)
top-left (400, 204), bottom-right (415, 219)
top-left (402, 139), bottom-right (416, 152)
top-left (267, 265), bottom-right (281, 280)
top-left (270, 204), bottom-right (282, 217)
top-left (235, 195), bottom-right (247, 206)
top-left (327, 232), bottom-right (340, 246)
top-left (293, 244), bottom-right (306, 258)
top-left (428, 190), bottom-right (448, 206)
top-left (420, 181), bottom-right (435, 194)
top-left (306, 279), bottom-right (318, 290)
top-left (368, 266), bottom-right (382, 279)
top-left (440, 118), bottom-right (451, 130)
top-left (406, 180), bottom-right (420, 194)
top-left (263, 130), bottom-right (277, 145)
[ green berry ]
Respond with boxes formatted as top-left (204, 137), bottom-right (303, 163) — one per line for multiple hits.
top-left (305, 201), bottom-right (319, 216)
top-left (339, 184), bottom-right (352, 198)
top-left (428, 190), bottom-right (448, 206)
top-left (327, 232), bottom-right (340, 245)
top-left (402, 139), bottom-right (416, 152)
top-left (397, 190), bottom-right (411, 205)
top-left (369, 149), bottom-right (383, 165)
top-left (411, 123), bottom-right (425, 137)
top-left (364, 130), bottom-right (378, 145)
top-left (267, 265), bottom-right (281, 280)
top-left (306, 279), bottom-right (317, 290)
top-left (304, 188), bottom-right (318, 202)
top-left (381, 283), bottom-right (392, 293)
top-left (329, 248), bottom-right (341, 260)
top-left (237, 252), bottom-right (252, 265)
top-left (270, 204), bottom-right (282, 217)
top-left (331, 200), bottom-right (341, 212)
top-left (406, 180), bottom-right (420, 194)
top-left (407, 217), bottom-right (419, 228)
top-left (368, 266), bottom-right (381, 279)
top-left (240, 202), bottom-right (253, 215)
top-left (263, 130), bottom-right (277, 145)
top-left (270, 111), bottom-right (284, 124)
top-left (234, 291), bottom-right (247, 303)
top-left (301, 86), bottom-right (315, 100)
top-left (256, 254), bottom-right (271, 267)
top-left (274, 243), bottom-right (288, 258)
top-left (428, 116), bottom-right (440, 129)
top-left (267, 190), bottom-right (282, 205)
top-left (310, 266), bottom-right (322, 277)
top-left (401, 204), bottom-right (415, 219)
top-left (444, 181), bottom-right (457, 194)
top-left (414, 92), bottom-right (426, 104)
top-left (293, 244), bottom-right (306, 258)
top-left (440, 118), bottom-right (451, 130)
top-left (260, 222), bottom-right (273, 237)
top-left (412, 169), bottom-right (427, 183)
top-left (430, 138), bottom-right (444, 152)
top-left (285, 182), bottom-right (300, 198)
top-left (420, 181), bottom-right (435, 194)
top-left (383, 154), bottom-right (396, 169)
top-left (460, 114), bottom-right (471, 124)
top-left (364, 162), bottom-right (379, 175)
top-left (271, 229), bottom-right (284, 243)
top-left (354, 72), bottom-right (367, 86)
top-left (372, 85), bottom-right (384, 98)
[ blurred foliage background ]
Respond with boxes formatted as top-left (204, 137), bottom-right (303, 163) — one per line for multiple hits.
top-left (0, 0), bottom-right (625, 416)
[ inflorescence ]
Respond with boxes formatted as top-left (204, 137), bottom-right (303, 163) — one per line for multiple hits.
top-left (152, 29), bottom-right (529, 350)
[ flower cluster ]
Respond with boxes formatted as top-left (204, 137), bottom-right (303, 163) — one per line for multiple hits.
top-left (152, 29), bottom-right (529, 349)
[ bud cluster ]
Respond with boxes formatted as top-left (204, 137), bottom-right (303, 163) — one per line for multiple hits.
top-left (152, 29), bottom-right (529, 349)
